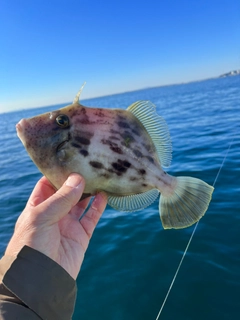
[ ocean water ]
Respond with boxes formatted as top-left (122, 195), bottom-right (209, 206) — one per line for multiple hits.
top-left (0, 76), bottom-right (239, 319)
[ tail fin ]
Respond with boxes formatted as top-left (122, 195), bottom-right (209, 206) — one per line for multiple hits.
top-left (160, 177), bottom-right (214, 229)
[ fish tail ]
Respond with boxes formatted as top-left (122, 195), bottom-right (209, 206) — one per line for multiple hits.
top-left (159, 176), bottom-right (214, 229)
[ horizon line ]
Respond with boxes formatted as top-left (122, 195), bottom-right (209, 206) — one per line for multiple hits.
top-left (1, 70), bottom-right (239, 114)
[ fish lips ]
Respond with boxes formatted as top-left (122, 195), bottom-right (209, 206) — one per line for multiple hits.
top-left (16, 118), bottom-right (28, 145)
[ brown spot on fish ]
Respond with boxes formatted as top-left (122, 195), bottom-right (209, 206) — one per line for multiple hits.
top-left (101, 139), bottom-right (123, 154)
top-left (111, 162), bottom-right (127, 173)
top-left (75, 130), bottom-right (94, 139)
top-left (89, 161), bottom-right (103, 169)
top-left (120, 132), bottom-right (135, 147)
top-left (68, 108), bottom-right (79, 117)
top-left (109, 136), bottom-right (120, 141)
top-left (111, 146), bottom-right (122, 154)
top-left (75, 136), bottom-right (91, 145)
top-left (117, 114), bottom-right (126, 120)
top-left (130, 177), bottom-right (138, 181)
top-left (133, 149), bottom-right (143, 157)
top-left (111, 159), bottom-right (131, 174)
top-left (80, 149), bottom-right (89, 157)
top-left (77, 118), bottom-right (91, 125)
top-left (94, 109), bottom-right (105, 117)
top-left (100, 173), bottom-right (110, 179)
top-left (120, 160), bottom-right (131, 168)
top-left (139, 169), bottom-right (146, 175)
top-left (143, 143), bottom-right (153, 152)
top-left (146, 156), bottom-right (154, 163)
top-left (117, 121), bottom-right (130, 129)
top-left (132, 128), bottom-right (140, 136)
top-left (80, 108), bottom-right (87, 114)
top-left (110, 129), bottom-right (119, 135)
top-left (71, 142), bottom-right (81, 148)
top-left (96, 119), bottom-right (111, 125)
top-left (142, 183), bottom-right (148, 187)
top-left (121, 131), bottom-right (134, 140)
top-left (101, 139), bottom-right (116, 146)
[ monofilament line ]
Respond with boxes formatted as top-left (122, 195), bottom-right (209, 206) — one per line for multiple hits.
top-left (155, 136), bottom-right (235, 320)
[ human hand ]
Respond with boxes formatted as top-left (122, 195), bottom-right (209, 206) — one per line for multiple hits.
top-left (5, 173), bottom-right (107, 279)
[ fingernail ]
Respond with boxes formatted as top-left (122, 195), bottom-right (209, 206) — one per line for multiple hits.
top-left (92, 192), bottom-right (107, 211)
top-left (65, 174), bottom-right (83, 188)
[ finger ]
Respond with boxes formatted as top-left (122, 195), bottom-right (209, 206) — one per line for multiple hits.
top-left (27, 176), bottom-right (56, 207)
top-left (36, 173), bottom-right (85, 223)
top-left (69, 196), bottom-right (92, 220)
top-left (80, 192), bottom-right (107, 239)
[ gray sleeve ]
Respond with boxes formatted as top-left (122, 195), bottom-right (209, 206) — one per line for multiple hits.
top-left (0, 246), bottom-right (77, 320)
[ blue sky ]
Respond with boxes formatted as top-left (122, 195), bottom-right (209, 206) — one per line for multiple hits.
top-left (0, 0), bottom-right (239, 112)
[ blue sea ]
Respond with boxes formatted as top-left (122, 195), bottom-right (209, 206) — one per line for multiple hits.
top-left (0, 76), bottom-right (239, 319)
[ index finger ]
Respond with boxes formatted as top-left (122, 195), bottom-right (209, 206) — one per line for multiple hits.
top-left (36, 173), bottom-right (85, 223)
top-left (27, 176), bottom-right (56, 207)
top-left (80, 192), bottom-right (108, 240)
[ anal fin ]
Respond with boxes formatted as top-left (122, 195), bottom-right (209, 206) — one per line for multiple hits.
top-left (108, 189), bottom-right (159, 212)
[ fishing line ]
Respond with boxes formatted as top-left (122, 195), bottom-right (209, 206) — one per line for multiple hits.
top-left (155, 135), bottom-right (235, 320)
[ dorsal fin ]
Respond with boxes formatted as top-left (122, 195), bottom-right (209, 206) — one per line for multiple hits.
top-left (127, 101), bottom-right (172, 167)
top-left (73, 82), bottom-right (86, 104)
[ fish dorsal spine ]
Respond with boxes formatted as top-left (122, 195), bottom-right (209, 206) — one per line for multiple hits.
top-left (127, 101), bottom-right (172, 167)
top-left (73, 82), bottom-right (87, 104)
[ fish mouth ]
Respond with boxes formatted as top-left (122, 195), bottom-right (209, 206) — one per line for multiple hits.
top-left (16, 119), bottom-right (25, 132)
top-left (56, 133), bottom-right (71, 152)
top-left (16, 119), bottom-right (28, 144)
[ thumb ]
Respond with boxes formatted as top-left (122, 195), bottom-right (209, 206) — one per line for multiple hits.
top-left (37, 173), bottom-right (85, 223)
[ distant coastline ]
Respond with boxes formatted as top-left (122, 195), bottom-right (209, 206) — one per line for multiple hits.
top-left (219, 69), bottom-right (240, 78)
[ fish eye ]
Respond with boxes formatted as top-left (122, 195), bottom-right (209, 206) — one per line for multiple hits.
top-left (56, 115), bottom-right (69, 128)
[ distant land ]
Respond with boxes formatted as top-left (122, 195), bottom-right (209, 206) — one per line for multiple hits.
top-left (219, 70), bottom-right (240, 78)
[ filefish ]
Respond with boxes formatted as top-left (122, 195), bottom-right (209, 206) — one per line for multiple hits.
top-left (16, 87), bottom-right (214, 229)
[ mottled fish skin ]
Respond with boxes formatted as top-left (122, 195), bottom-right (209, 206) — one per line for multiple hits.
top-left (16, 97), bottom-right (214, 230)
top-left (16, 102), bottom-right (174, 196)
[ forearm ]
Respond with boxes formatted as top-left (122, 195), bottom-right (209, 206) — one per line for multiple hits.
top-left (0, 246), bottom-right (77, 320)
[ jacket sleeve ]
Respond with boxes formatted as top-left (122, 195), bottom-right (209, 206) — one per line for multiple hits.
top-left (0, 246), bottom-right (77, 320)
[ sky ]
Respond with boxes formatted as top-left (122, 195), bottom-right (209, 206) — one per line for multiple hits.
top-left (0, 0), bottom-right (239, 112)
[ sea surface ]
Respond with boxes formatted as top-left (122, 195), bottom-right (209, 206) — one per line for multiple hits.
top-left (0, 76), bottom-right (239, 320)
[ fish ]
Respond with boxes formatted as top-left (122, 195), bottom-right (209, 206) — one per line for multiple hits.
top-left (16, 87), bottom-right (214, 229)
